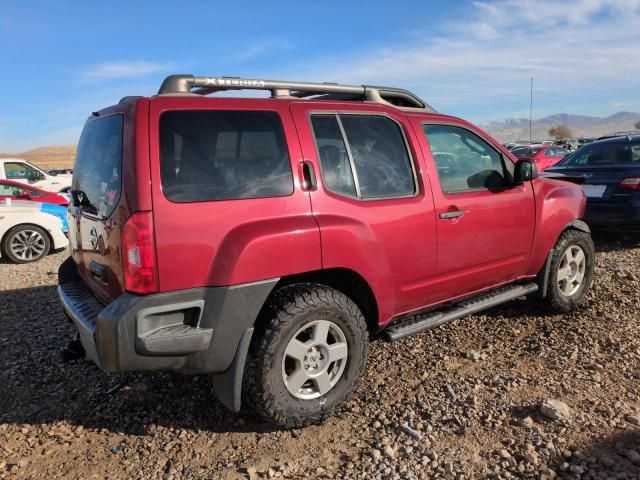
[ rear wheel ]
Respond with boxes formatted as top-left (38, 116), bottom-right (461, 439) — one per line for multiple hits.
top-left (539, 229), bottom-right (595, 312)
top-left (2, 225), bottom-right (51, 263)
top-left (243, 284), bottom-right (368, 428)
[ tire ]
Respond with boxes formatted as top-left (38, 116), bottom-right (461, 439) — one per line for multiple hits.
top-left (243, 284), bottom-right (368, 428)
top-left (538, 229), bottom-right (595, 312)
top-left (2, 224), bottom-right (51, 263)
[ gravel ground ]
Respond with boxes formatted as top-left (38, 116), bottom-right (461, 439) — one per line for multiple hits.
top-left (1, 233), bottom-right (639, 479)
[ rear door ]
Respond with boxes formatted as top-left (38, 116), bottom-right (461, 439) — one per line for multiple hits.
top-left (290, 102), bottom-right (438, 321)
top-left (411, 119), bottom-right (536, 298)
top-left (148, 97), bottom-right (321, 292)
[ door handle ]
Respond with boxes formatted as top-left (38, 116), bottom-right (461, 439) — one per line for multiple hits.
top-left (301, 161), bottom-right (317, 191)
top-left (439, 210), bottom-right (465, 219)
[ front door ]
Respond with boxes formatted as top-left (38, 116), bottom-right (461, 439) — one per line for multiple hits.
top-left (411, 120), bottom-right (536, 300)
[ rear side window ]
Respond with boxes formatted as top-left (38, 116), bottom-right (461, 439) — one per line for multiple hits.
top-left (159, 111), bottom-right (293, 202)
top-left (311, 114), bottom-right (415, 199)
top-left (562, 142), bottom-right (640, 165)
top-left (73, 114), bottom-right (123, 219)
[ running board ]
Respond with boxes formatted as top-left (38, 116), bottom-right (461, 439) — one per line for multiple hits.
top-left (383, 283), bottom-right (539, 341)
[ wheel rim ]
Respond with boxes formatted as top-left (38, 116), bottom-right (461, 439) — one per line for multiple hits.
top-left (557, 245), bottom-right (586, 297)
top-left (281, 319), bottom-right (349, 400)
top-left (9, 229), bottom-right (46, 261)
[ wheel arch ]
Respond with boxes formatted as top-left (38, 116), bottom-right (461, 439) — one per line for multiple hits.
top-left (263, 268), bottom-right (380, 334)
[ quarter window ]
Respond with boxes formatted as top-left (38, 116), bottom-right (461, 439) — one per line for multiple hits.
top-left (311, 114), bottom-right (415, 199)
top-left (423, 125), bottom-right (509, 193)
top-left (160, 111), bottom-right (293, 202)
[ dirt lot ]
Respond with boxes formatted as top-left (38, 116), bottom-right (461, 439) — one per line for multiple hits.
top-left (1, 233), bottom-right (639, 479)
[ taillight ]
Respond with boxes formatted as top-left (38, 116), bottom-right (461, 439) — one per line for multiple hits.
top-left (619, 177), bottom-right (640, 191)
top-left (121, 211), bottom-right (158, 294)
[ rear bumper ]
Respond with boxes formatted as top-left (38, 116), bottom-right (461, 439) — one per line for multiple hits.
top-left (58, 257), bottom-right (278, 410)
top-left (584, 200), bottom-right (640, 231)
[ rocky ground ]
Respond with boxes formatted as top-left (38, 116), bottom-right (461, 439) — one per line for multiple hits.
top-left (1, 233), bottom-right (639, 480)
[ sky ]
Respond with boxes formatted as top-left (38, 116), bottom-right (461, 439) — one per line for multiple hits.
top-left (1, 0), bottom-right (639, 152)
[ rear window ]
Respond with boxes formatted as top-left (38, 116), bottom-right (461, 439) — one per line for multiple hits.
top-left (159, 111), bottom-right (293, 202)
top-left (561, 141), bottom-right (640, 166)
top-left (512, 147), bottom-right (541, 157)
top-left (73, 114), bottom-right (124, 219)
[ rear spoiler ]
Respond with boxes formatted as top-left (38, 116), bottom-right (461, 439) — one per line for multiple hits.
top-left (539, 172), bottom-right (587, 185)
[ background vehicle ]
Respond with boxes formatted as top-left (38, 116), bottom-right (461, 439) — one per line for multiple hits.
top-left (545, 133), bottom-right (640, 231)
top-left (0, 158), bottom-right (72, 193)
top-left (0, 179), bottom-right (69, 205)
top-left (554, 139), bottom-right (579, 151)
top-left (48, 168), bottom-right (74, 175)
top-left (58, 74), bottom-right (594, 428)
top-left (511, 145), bottom-right (568, 171)
top-left (0, 200), bottom-right (68, 263)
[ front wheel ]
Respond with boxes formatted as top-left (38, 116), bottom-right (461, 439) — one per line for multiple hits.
top-left (540, 229), bottom-right (595, 312)
top-left (243, 284), bottom-right (368, 428)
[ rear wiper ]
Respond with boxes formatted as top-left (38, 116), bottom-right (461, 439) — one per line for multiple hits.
top-left (70, 190), bottom-right (98, 215)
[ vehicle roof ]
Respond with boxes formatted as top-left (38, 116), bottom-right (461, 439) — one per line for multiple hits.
top-left (586, 133), bottom-right (640, 147)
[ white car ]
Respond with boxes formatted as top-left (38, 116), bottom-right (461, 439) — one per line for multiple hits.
top-left (0, 199), bottom-right (68, 263)
top-left (0, 158), bottom-right (73, 193)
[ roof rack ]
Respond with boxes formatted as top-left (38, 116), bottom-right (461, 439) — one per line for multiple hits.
top-left (597, 130), bottom-right (640, 140)
top-left (158, 74), bottom-right (436, 112)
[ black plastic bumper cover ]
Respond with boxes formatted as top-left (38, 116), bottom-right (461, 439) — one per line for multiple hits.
top-left (57, 257), bottom-right (277, 411)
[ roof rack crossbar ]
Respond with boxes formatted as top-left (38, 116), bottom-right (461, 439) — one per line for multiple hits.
top-left (158, 74), bottom-right (436, 112)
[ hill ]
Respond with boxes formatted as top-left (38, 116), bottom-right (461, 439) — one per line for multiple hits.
top-left (482, 111), bottom-right (640, 143)
top-left (0, 146), bottom-right (76, 169)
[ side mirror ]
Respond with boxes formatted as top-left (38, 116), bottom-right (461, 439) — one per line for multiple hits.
top-left (513, 159), bottom-right (537, 184)
top-left (20, 190), bottom-right (32, 200)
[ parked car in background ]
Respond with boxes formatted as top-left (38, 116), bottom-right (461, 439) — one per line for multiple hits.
top-left (0, 179), bottom-right (69, 205)
top-left (0, 199), bottom-right (68, 263)
top-left (58, 74), bottom-right (594, 428)
top-left (511, 145), bottom-right (568, 171)
top-left (544, 133), bottom-right (640, 231)
top-left (48, 168), bottom-right (73, 175)
top-left (0, 158), bottom-right (72, 193)
top-left (554, 139), bottom-right (579, 151)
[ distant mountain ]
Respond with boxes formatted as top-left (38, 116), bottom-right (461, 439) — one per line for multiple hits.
top-left (483, 111), bottom-right (640, 143)
top-left (0, 146), bottom-right (76, 169)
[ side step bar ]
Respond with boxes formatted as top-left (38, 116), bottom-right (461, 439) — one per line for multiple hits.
top-left (383, 283), bottom-right (539, 341)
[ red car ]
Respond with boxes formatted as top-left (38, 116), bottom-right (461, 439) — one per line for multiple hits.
top-left (512, 145), bottom-right (568, 171)
top-left (58, 74), bottom-right (594, 428)
top-left (0, 179), bottom-right (69, 205)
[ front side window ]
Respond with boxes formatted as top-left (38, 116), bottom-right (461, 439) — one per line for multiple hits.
top-left (423, 124), bottom-right (509, 193)
top-left (160, 110), bottom-right (293, 202)
top-left (0, 183), bottom-right (18, 196)
top-left (311, 114), bottom-right (415, 199)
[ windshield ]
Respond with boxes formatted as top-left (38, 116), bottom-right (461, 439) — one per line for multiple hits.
top-left (559, 141), bottom-right (640, 166)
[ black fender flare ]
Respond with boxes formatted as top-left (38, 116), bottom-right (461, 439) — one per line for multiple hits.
top-left (564, 219), bottom-right (590, 233)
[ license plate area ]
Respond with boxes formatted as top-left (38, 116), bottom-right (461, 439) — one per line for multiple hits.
top-left (582, 184), bottom-right (606, 198)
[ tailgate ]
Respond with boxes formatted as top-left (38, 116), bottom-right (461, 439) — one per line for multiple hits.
top-left (69, 113), bottom-right (128, 304)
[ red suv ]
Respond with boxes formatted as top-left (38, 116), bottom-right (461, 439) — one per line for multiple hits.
top-left (58, 75), bottom-right (594, 428)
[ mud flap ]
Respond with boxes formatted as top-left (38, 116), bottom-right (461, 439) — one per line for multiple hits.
top-left (211, 328), bottom-right (254, 412)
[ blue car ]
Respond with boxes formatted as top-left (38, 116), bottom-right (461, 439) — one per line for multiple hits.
top-left (545, 134), bottom-right (640, 231)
